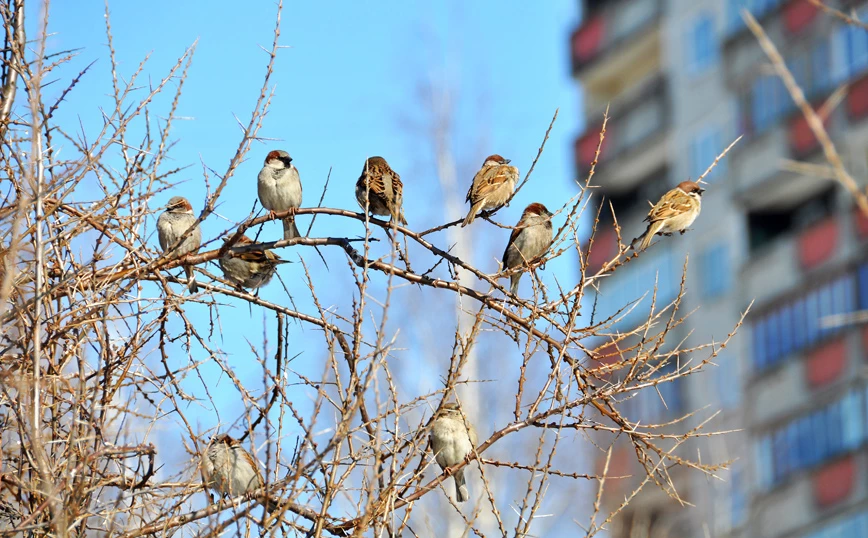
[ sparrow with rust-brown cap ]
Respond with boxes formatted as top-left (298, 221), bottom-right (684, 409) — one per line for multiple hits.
top-left (218, 235), bottom-right (289, 290)
top-left (632, 181), bottom-right (704, 251)
top-left (157, 196), bottom-right (202, 293)
top-left (201, 434), bottom-right (278, 513)
top-left (355, 156), bottom-right (407, 225)
top-left (502, 202), bottom-right (554, 296)
top-left (461, 154), bottom-right (519, 227)
top-left (429, 403), bottom-right (478, 503)
top-left (258, 150), bottom-right (303, 240)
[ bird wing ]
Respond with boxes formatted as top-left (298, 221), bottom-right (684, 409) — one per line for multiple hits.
top-left (468, 164), bottom-right (518, 204)
top-left (502, 224), bottom-right (524, 267)
top-left (646, 189), bottom-right (694, 223)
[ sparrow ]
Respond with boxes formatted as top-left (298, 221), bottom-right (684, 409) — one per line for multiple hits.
top-left (157, 196), bottom-right (202, 293)
top-left (633, 181), bottom-right (704, 251)
top-left (258, 150), bottom-right (303, 240)
top-left (429, 403), bottom-right (478, 503)
top-left (218, 235), bottom-right (289, 290)
top-left (355, 156), bottom-right (407, 225)
top-left (502, 203), bottom-right (554, 296)
top-left (201, 434), bottom-right (278, 513)
top-left (462, 154), bottom-right (519, 227)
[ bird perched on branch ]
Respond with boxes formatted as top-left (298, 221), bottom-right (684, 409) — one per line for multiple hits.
top-left (201, 434), bottom-right (278, 513)
top-left (462, 154), bottom-right (518, 227)
top-left (258, 150), bottom-right (303, 240)
top-left (157, 196), bottom-right (201, 293)
top-left (429, 403), bottom-right (478, 503)
top-left (355, 156), bottom-right (407, 225)
top-left (501, 203), bottom-right (553, 296)
top-left (632, 181), bottom-right (704, 251)
top-left (218, 235), bottom-right (289, 290)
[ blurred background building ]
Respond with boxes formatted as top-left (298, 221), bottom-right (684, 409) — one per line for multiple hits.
top-left (570, 0), bottom-right (868, 536)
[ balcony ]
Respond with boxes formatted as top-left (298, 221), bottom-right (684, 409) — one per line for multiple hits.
top-left (574, 76), bottom-right (670, 195)
top-left (570, 0), bottom-right (663, 99)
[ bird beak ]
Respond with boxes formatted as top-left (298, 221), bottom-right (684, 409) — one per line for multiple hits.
top-left (504, 159), bottom-right (511, 164)
top-left (698, 188), bottom-right (705, 195)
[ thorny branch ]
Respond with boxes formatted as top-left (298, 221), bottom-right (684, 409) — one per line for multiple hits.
top-left (0, 2), bottom-right (752, 537)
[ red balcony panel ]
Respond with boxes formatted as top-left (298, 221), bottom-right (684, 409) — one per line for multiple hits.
top-left (805, 338), bottom-right (847, 388)
top-left (593, 341), bottom-right (623, 367)
top-left (862, 326), bottom-right (868, 358)
top-left (797, 217), bottom-right (838, 270)
top-left (576, 128), bottom-right (611, 169)
top-left (789, 113), bottom-right (831, 155)
top-left (587, 227), bottom-right (617, 274)
top-left (598, 444), bottom-right (631, 503)
top-left (855, 207), bottom-right (868, 239)
top-left (572, 16), bottom-right (606, 65)
top-left (783, 0), bottom-right (818, 33)
top-left (849, 75), bottom-right (868, 119)
top-left (813, 455), bottom-right (855, 508)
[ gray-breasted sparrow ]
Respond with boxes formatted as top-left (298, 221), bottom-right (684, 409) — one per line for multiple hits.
top-left (502, 202), bottom-right (553, 296)
top-left (201, 434), bottom-right (278, 512)
top-left (462, 154), bottom-right (518, 227)
top-left (157, 196), bottom-right (202, 293)
top-left (258, 150), bottom-right (303, 240)
top-left (355, 156), bottom-right (407, 225)
top-left (218, 235), bottom-right (289, 290)
top-left (429, 403), bottom-right (478, 503)
top-left (633, 181), bottom-right (704, 251)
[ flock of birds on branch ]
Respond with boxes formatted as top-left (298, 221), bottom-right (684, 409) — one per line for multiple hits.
top-left (154, 150), bottom-right (705, 509)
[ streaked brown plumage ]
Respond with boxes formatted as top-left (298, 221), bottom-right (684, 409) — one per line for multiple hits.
top-left (633, 181), bottom-right (704, 250)
top-left (355, 156), bottom-right (407, 225)
top-left (218, 235), bottom-right (289, 289)
top-left (201, 434), bottom-right (279, 513)
top-left (502, 203), bottom-right (554, 296)
top-left (429, 403), bottom-right (478, 503)
top-left (462, 154), bottom-right (519, 227)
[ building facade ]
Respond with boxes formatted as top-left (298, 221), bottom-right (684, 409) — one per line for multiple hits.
top-left (571, 0), bottom-right (868, 536)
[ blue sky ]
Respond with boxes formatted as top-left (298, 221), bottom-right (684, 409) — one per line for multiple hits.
top-left (44, 0), bottom-right (587, 529)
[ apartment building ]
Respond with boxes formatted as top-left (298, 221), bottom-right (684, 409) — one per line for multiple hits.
top-left (570, 0), bottom-right (868, 536)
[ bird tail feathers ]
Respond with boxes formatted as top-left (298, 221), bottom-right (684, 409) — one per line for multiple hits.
top-left (283, 217), bottom-right (300, 240)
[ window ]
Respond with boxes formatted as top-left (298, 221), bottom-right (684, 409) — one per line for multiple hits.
top-left (699, 242), bottom-right (731, 299)
top-left (726, 0), bottom-right (745, 34)
top-left (842, 390), bottom-right (864, 450)
top-left (756, 435), bottom-right (773, 490)
top-left (621, 360), bottom-right (684, 424)
top-left (713, 353), bottom-right (741, 410)
top-left (812, 38), bottom-right (832, 93)
top-left (750, 268), bottom-right (861, 372)
top-left (714, 465), bottom-right (748, 533)
top-left (592, 248), bottom-right (679, 331)
top-left (767, 391), bottom-right (866, 488)
top-left (690, 127), bottom-right (727, 182)
top-left (726, 0), bottom-right (786, 35)
top-left (751, 75), bottom-right (784, 133)
top-left (832, 22), bottom-right (868, 84)
top-left (790, 52), bottom-right (811, 98)
top-left (859, 262), bottom-right (868, 310)
top-left (688, 14), bottom-right (718, 74)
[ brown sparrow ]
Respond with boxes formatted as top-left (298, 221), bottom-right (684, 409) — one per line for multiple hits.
top-left (502, 203), bottom-right (554, 296)
top-left (218, 235), bottom-right (289, 290)
top-left (355, 156), bottom-right (407, 224)
top-left (461, 154), bottom-right (519, 227)
top-left (258, 150), bottom-right (303, 240)
top-left (633, 181), bottom-right (704, 251)
top-left (429, 403), bottom-right (478, 503)
top-left (157, 196), bottom-right (202, 293)
top-left (201, 434), bottom-right (278, 512)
